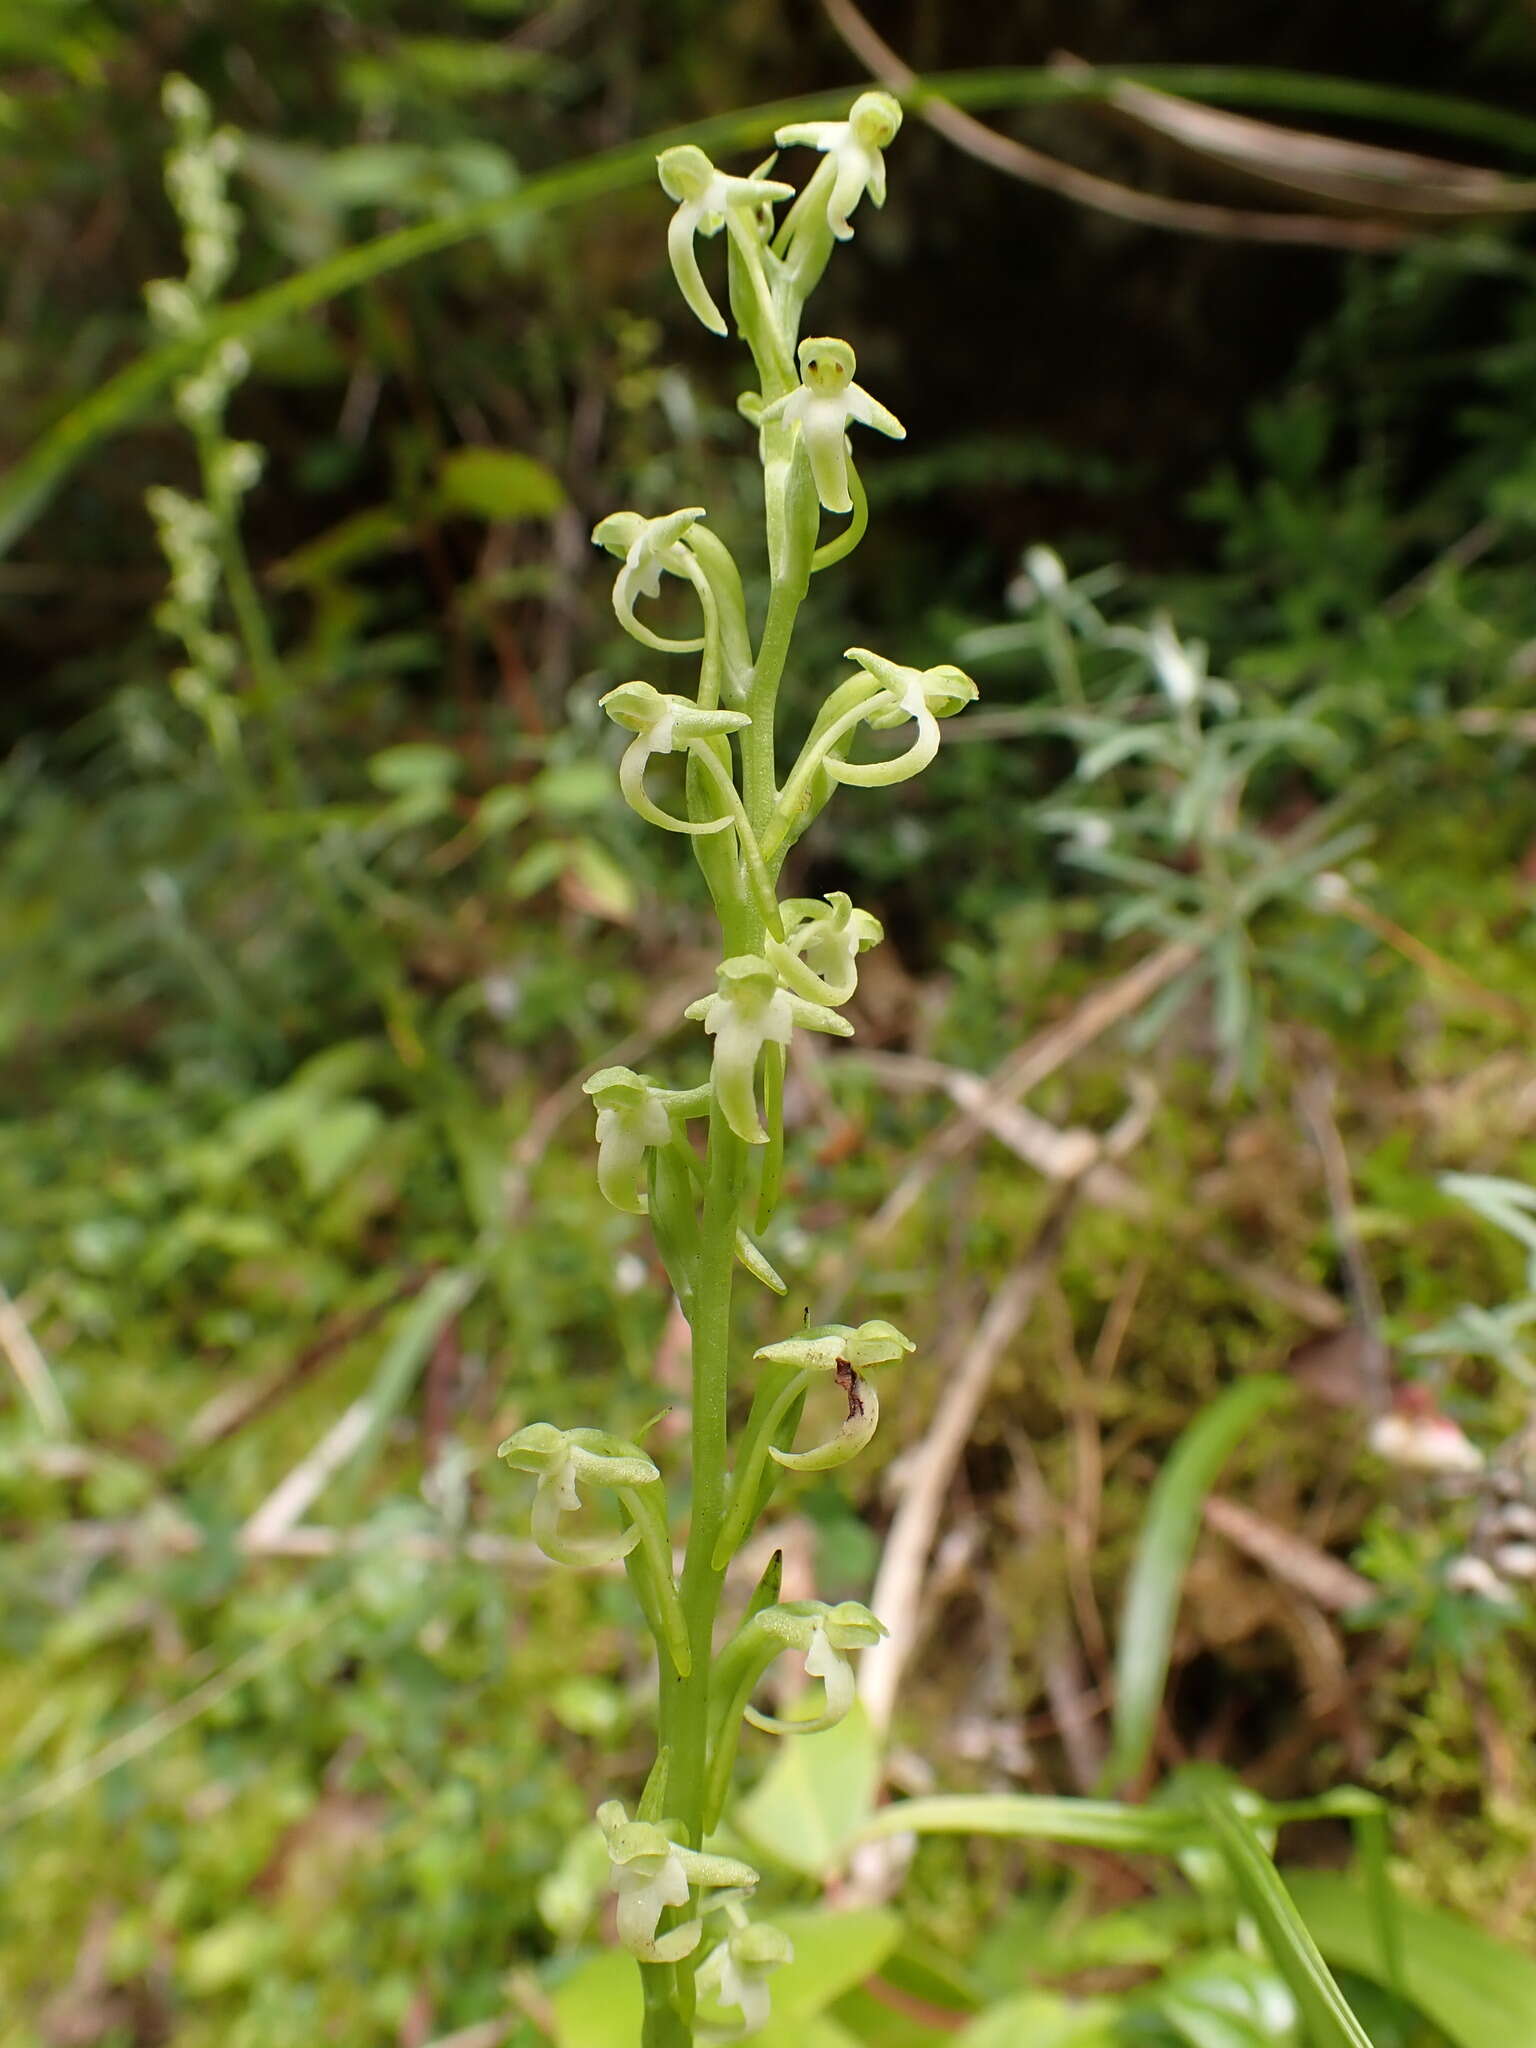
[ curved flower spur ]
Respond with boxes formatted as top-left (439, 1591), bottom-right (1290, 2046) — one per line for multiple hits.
top-left (711, 1320), bottom-right (915, 1570)
top-left (701, 1599), bottom-right (888, 1829)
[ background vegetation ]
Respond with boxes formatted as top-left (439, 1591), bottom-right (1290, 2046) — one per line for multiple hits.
top-left (5, 3), bottom-right (1536, 2043)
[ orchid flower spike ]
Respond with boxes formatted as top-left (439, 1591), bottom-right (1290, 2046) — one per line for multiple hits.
top-left (754, 1318), bottom-right (913, 1470)
top-left (757, 338), bottom-right (904, 515)
top-left (656, 144), bottom-right (794, 337)
top-left (768, 892), bottom-right (883, 1007)
top-left (497, 1423), bottom-right (659, 1568)
top-left (581, 1066), bottom-right (675, 1214)
top-left (832, 646), bottom-right (977, 785)
top-left (684, 955), bottom-right (852, 1145)
top-left (592, 506), bottom-right (713, 654)
top-left (697, 1907), bottom-right (795, 2034)
top-left (775, 90), bottom-right (903, 241)
top-left (742, 1599), bottom-right (887, 1734)
top-left (596, 1800), bottom-right (760, 1964)
top-left (599, 680), bottom-right (751, 837)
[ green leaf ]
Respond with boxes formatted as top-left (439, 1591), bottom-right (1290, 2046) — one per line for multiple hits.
top-left (1191, 1789), bottom-right (1372, 2048)
top-left (852, 1792), bottom-right (1195, 1857)
top-left (436, 445), bottom-right (565, 521)
top-left (549, 1949), bottom-right (639, 2048)
top-left (736, 1701), bottom-right (880, 1875)
top-left (288, 1099), bottom-right (384, 1198)
top-left (1288, 1873), bottom-right (1536, 2048)
top-left (367, 743), bottom-right (461, 794)
top-left (958, 1993), bottom-right (1120, 2047)
top-left (768, 1906), bottom-right (900, 2020)
top-left (1102, 1374), bottom-right (1293, 1791)
top-left (563, 838), bottom-right (637, 922)
top-left (754, 2020), bottom-right (863, 2048)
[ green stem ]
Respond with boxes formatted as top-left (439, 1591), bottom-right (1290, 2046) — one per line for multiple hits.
top-left (649, 1099), bottom-right (748, 2041)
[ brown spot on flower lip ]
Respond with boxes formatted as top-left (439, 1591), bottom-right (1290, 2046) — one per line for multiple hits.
top-left (835, 1357), bottom-right (865, 1419)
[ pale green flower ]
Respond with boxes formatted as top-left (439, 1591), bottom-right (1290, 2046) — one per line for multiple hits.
top-left (757, 337), bottom-right (904, 515)
top-left (598, 679), bottom-right (751, 837)
top-left (656, 144), bottom-right (794, 336)
top-left (754, 1319), bottom-right (914, 1469)
top-left (497, 1423), bottom-right (659, 1568)
top-left (592, 506), bottom-right (711, 654)
top-left (767, 891), bottom-right (883, 1007)
top-left (697, 1912), bottom-right (795, 2033)
top-left (739, 1599), bottom-right (887, 1734)
top-left (581, 1066), bottom-right (675, 1213)
top-left (596, 1800), bottom-right (759, 1963)
top-left (831, 646), bottom-right (977, 785)
top-left (684, 956), bottom-right (851, 1145)
top-left (774, 90), bottom-right (903, 241)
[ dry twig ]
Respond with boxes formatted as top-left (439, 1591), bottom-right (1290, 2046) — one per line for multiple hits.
top-left (820, 0), bottom-right (1412, 249)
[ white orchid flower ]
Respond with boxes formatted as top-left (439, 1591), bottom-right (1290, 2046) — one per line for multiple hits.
top-left (757, 337), bottom-right (904, 515)
top-left (596, 1801), bottom-right (759, 1963)
top-left (684, 956), bottom-right (851, 1145)
top-left (656, 144), bottom-right (794, 337)
top-left (774, 90), bottom-right (903, 241)
top-left (496, 1423), bottom-right (659, 1568)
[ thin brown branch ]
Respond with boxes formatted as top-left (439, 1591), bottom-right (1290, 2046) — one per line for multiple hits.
top-left (819, 0), bottom-right (1411, 249)
top-left (1202, 1494), bottom-right (1373, 1613)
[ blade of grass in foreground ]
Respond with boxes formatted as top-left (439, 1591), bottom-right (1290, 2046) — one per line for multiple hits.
top-left (1102, 1373), bottom-right (1293, 1793)
top-left (1194, 1785), bottom-right (1374, 2048)
top-left (1287, 1871), bottom-right (1536, 2048)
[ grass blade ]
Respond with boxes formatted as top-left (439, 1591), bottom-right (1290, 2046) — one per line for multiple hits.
top-left (9, 72), bottom-right (1536, 554)
top-left (1102, 1374), bottom-right (1292, 1792)
top-left (852, 1792), bottom-right (1197, 1856)
top-left (1193, 1786), bottom-right (1374, 2048)
top-left (1287, 1871), bottom-right (1536, 2048)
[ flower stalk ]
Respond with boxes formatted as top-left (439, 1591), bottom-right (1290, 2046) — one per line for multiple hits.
top-left (496, 95), bottom-right (974, 2043)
